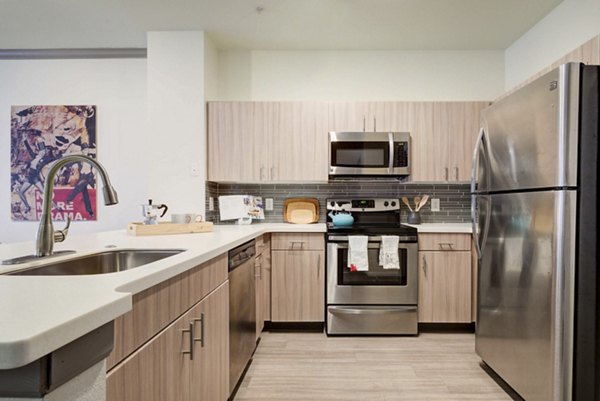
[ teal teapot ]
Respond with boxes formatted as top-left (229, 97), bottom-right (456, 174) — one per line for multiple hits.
top-left (328, 211), bottom-right (354, 227)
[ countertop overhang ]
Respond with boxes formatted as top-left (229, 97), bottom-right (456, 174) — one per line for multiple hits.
top-left (0, 223), bottom-right (325, 369)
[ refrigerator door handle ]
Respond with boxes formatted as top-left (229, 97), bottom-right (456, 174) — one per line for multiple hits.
top-left (471, 128), bottom-right (485, 194)
top-left (471, 128), bottom-right (492, 259)
top-left (472, 128), bottom-right (485, 259)
top-left (472, 195), bottom-right (482, 259)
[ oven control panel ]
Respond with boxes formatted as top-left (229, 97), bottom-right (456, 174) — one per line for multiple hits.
top-left (327, 198), bottom-right (400, 212)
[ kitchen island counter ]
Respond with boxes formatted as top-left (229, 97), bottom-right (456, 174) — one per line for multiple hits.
top-left (0, 223), bottom-right (325, 369)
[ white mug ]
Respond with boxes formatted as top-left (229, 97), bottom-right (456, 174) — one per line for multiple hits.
top-left (171, 213), bottom-right (203, 224)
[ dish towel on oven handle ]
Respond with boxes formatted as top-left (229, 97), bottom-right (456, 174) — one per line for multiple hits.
top-left (348, 235), bottom-right (369, 271)
top-left (379, 235), bottom-right (400, 269)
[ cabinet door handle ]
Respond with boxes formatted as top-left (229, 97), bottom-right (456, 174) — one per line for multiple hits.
top-left (260, 166), bottom-right (265, 180)
top-left (193, 313), bottom-right (205, 348)
top-left (422, 255), bottom-right (427, 277)
top-left (290, 241), bottom-right (305, 249)
top-left (270, 166), bottom-right (275, 180)
top-left (255, 257), bottom-right (262, 279)
top-left (454, 167), bottom-right (459, 181)
top-left (363, 116), bottom-right (366, 132)
top-left (438, 242), bottom-right (454, 250)
top-left (444, 167), bottom-right (449, 181)
top-left (317, 254), bottom-right (321, 279)
top-left (373, 117), bottom-right (376, 132)
top-left (181, 322), bottom-right (194, 359)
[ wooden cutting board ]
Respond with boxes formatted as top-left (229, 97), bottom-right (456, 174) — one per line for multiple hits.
top-left (283, 198), bottom-right (319, 224)
top-left (127, 221), bottom-right (214, 236)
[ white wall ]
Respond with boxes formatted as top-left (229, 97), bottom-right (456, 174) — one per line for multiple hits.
top-left (204, 34), bottom-right (219, 101)
top-left (0, 32), bottom-right (211, 244)
top-left (218, 50), bottom-right (252, 100)
top-left (217, 50), bottom-right (505, 101)
top-left (505, 0), bottom-right (600, 89)
top-left (0, 58), bottom-right (148, 243)
top-left (146, 31), bottom-right (207, 220)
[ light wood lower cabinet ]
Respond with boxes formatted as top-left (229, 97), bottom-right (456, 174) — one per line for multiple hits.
top-left (107, 255), bottom-right (227, 369)
top-left (418, 251), bottom-right (472, 323)
top-left (262, 235), bottom-right (272, 322)
top-left (107, 282), bottom-right (229, 401)
top-left (190, 282), bottom-right (229, 401)
top-left (255, 234), bottom-right (271, 339)
top-left (271, 250), bottom-right (324, 322)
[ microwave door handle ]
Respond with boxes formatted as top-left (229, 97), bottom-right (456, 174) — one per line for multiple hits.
top-left (388, 132), bottom-right (394, 173)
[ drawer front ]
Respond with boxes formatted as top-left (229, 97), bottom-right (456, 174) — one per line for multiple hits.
top-left (271, 233), bottom-right (324, 251)
top-left (327, 306), bottom-right (418, 335)
top-left (418, 233), bottom-right (471, 251)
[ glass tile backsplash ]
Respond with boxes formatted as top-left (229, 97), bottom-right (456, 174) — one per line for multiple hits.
top-left (205, 181), bottom-right (471, 224)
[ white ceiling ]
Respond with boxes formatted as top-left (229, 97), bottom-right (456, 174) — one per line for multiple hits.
top-left (0, 0), bottom-right (563, 50)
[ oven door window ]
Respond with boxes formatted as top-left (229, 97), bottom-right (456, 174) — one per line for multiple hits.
top-left (331, 142), bottom-right (389, 168)
top-left (337, 245), bottom-right (408, 286)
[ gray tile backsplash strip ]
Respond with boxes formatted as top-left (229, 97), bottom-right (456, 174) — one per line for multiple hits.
top-left (205, 181), bottom-right (471, 224)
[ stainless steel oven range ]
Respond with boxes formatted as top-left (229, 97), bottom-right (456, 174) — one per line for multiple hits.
top-left (326, 198), bottom-right (418, 335)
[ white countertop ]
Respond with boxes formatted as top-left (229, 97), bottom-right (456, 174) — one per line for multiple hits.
top-left (405, 223), bottom-right (472, 233)
top-left (0, 223), bottom-right (325, 369)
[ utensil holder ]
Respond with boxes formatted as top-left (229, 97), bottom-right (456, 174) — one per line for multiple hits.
top-left (407, 211), bottom-right (421, 224)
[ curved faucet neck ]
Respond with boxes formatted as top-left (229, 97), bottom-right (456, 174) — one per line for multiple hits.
top-left (35, 155), bottom-right (117, 257)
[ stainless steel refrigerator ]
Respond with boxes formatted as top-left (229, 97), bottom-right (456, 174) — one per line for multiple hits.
top-left (472, 62), bottom-right (600, 401)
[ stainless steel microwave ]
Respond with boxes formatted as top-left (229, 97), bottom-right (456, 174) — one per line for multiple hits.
top-left (329, 132), bottom-right (411, 176)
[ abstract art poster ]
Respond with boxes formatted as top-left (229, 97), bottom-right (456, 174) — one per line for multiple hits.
top-left (10, 105), bottom-right (98, 221)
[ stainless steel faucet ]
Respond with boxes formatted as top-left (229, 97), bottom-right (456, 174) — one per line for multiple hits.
top-left (35, 155), bottom-right (119, 257)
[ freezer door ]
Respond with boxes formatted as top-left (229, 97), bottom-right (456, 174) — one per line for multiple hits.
top-left (481, 63), bottom-right (580, 192)
top-left (476, 190), bottom-right (576, 401)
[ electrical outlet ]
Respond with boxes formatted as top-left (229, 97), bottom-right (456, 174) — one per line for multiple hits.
top-left (265, 198), bottom-right (274, 211)
top-left (208, 197), bottom-right (214, 211)
top-left (190, 162), bottom-right (200, 177)
top-left (431, 198), bottom-right (440, 212)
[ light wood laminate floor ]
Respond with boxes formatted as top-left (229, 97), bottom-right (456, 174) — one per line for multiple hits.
top-left (234, 331), bottom-right (522, 401)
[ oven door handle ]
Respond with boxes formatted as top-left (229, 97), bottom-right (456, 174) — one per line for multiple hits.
top-left (329, 306), bottom-right (416, 315)
top-left (328, 235), bottom-right (416, 242)
top-left (333, 243), bottom-right (408, 250)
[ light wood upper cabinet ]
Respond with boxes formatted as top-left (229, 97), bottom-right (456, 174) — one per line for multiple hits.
top-left (431, 102), bottom-right (489, 182)
top-left (208, 100), bottom-right (489, 183)
top-left (253, 102), bottom-right (278, 181)
top-left (406, 102), bottom-right (436, 182)
top-left (207, 102), bottom-right (255, 182)
top-left (208, 101), bottom-right (329, 182)
top-left (273, 102), bottom-right (329, 182)
top-left (328, 101), bottom-right (371, 132)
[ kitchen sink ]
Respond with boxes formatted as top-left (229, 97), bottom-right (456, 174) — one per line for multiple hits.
top-left (8, 249), bottom-right (185, 276)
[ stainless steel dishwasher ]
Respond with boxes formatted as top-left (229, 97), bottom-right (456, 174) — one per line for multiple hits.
top-left (228, 239), bottom-right (256, 396)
